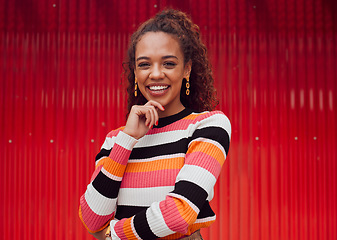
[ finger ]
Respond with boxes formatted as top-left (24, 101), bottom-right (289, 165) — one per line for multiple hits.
top-left (145, 100), bottom-right (165, 111)
top-left (151, 107), bottom-right (158, 128)
top-left (144, 109), bottom-right (151, 126)
top-left (147, 106), bottom-right (157, 127)
top-left (152, 106), bottom-right (159, 126)
top-left (144, 103), bottom-right (159, 126)
top-left (145, 106), bottom-right (156, 129)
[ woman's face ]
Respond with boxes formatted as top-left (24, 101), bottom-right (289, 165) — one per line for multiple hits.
top-left (134, 31), bottom-right (191, 117)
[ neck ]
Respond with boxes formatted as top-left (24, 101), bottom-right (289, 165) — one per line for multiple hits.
top-left (158, 103), bottom-right (185, 118)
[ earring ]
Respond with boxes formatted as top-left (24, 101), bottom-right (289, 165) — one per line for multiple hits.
top-left (134, 78), bottom-right (138, 97)
top-left (186, 76), bottom-right (190, 95)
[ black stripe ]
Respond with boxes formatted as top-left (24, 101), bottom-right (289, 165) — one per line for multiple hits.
top-left (130, 127), bottom-right (229, 160)
top-left (171, 180), bottom-right (208, 210)
top-left (115, 205), bottom-right (148, 219)
top-left (92, 172), bottom-right (121, 198)
top-left (134, 210), bottom-right (159, 240)
top-left (197, 201), bottom-right (215, 218)
top-left (191, 126), bottom-right (230, 155)
top-left (115, 200), bottom-right (215, 221)
top-left (95, 148), bottom-right (111, 161)
top-left (130, 138), bottom-right (189, 159)
top-left (155, 108), bottom-right (193, 128)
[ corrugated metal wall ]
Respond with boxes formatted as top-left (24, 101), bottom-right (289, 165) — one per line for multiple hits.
top-left (1, 0), bottom-right (336, 239)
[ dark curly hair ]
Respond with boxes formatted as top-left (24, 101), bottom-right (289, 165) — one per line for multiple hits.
top-left (124, 9), bottom-right (218, 113)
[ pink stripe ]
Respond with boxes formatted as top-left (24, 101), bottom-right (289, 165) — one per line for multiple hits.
top-left (121, 169), bottom-right (180, 188)
top-left (185, 151), bottom-right (221, 177)
top-left (90, 165), bottom-right (103, 182)
top-left (146, 120), bottom-right (192, 136)
top-left (108, 144), bottom-right (132, 165)
top-left (80, 195), bottom-right (114, 231)
top-left (160, 197), bottom-right (189, 233)
top-left (114, 218), bottom-right (128, 239)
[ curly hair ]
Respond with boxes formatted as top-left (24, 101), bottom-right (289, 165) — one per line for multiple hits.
top-left (124, 9), bottom-right (218, 113)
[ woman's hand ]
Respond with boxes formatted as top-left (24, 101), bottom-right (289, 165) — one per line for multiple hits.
top-left (123, 100), bottom-right (165, 139)
top-left (89, 225), bottom-right (109, 240)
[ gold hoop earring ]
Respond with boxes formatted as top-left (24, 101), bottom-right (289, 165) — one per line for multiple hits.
top-left (186, 76), bottom-right (190, 95)
top-left (134, 78), bottom-right (138, 97)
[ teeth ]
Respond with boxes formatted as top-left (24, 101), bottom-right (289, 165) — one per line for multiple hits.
top-left (149, 85), bottom-right (169, 91)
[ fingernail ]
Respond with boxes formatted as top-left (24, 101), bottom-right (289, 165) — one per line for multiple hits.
top-left (156, 121), bottom-right (158, 126)
top-left (150, 125), bottom-right (153, 129)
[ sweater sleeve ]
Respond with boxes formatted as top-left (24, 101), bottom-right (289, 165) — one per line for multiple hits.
top-left (110, 112), bottom-right (231, 239)
top-left (79, 130), bottom-right (139, 233)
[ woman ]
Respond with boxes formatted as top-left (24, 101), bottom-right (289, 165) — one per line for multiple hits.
top-left (79, 9), bottom-right (231, 240)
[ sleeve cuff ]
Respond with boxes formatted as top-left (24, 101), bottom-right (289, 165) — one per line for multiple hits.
top-left (114, 131), bottom-right (138, 151)
top-left (110, 219), bottom-right (120, 240)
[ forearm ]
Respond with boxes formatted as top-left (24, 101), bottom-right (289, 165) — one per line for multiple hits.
top-left (80, 131), bottom-right (138, 232)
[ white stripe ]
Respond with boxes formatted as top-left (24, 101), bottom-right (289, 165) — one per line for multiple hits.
top-left (136, 128), bottom-right (193, 148)
top-left (128, 153), bottom-right (185, 163)
top-left (117, 186), bottom-right (174, 206)
top-left (84, 183), bottom-right (117, 215)
top-left (146, 202), bottom-right (175, 237)
top-left (115, 131), bottom-right (138, 151)
top-left (188, 137), bottom-right (226, 158)
top-left (101, 136), bottom-right (116, 150)
top-left (207, 189), bottom-right (214, 201)
top-left (168, 192), bottom-right (200, 214)
top-left (101, 167), bottom-right (123, 181)
top-left (194, 215), bottom-right (216, 224)
top-left (176, 165), bottom-right (217, 196)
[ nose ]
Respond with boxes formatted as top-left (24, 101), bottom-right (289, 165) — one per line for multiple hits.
top-left (149, 63), bottom-right (164, 79)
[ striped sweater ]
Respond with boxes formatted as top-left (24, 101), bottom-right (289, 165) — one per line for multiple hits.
top-left (79, 108), bottom-right (231, 239)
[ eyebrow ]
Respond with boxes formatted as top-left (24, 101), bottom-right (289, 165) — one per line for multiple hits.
top-left (136, 55), bottom-right (178, 61)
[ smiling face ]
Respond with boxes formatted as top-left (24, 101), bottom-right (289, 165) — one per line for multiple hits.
top-left (134, 31), bottom-right (191, 117)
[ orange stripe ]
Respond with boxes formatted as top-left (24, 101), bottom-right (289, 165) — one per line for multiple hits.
top-left (123, 217), bottom-right (137, 239)
top-left (160, 221), bottom-right (215, 239)
top-left (173, 197), bottom-right (198, 224)
top-left (183, 112), bottom-right (208, 120)
top-left (95, 158), bottom-right (105, 169)
top-left (102, 157), bottom-right (127, 177)
top-left (187, 141), bottom-right (225, 166)
top-left (125, 157), bottom-right (184, 172)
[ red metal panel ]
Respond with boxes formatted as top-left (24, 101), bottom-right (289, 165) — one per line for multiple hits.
top-left (1, 0), bottom-right (336, 239)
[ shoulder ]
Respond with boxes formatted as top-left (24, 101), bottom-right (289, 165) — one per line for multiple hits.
top-left (188, 110), bottom-right (231, 137)
top-left (187, 110), bottom-right (231, 155)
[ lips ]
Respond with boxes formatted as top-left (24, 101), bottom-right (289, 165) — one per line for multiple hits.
top-left (146, 84), bottom-right (170, 96)
top-left (148, 85), bottom-right (169, 91)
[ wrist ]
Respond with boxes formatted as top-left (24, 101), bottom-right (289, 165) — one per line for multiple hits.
top-left (122, 128), bottom-right (140, 140)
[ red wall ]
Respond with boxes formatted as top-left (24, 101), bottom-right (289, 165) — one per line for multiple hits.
top-left (1, 0), bottom-right (336, 239)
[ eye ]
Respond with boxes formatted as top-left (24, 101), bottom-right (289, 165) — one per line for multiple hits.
top-left (164, 61), bottom-right (177, 68)
top-left (137, 62), bottom-right (150, 68)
